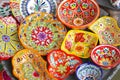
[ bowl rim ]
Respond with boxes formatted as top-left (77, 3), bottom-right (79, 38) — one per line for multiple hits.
top-left (76, 63), bottom-right (103, 80)
top-left (91, 44), bottom-right (120, 69)
top-left (57, 0), bottom-right (100, 29)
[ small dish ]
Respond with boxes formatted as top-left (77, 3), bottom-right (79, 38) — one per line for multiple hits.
top-left (61, 30), bottom-right (98, 58)
top-left (12, 49), bottom-right (56, 80)
top-left (10, 0), bottom-right (57, 23)
top-left (91, 45), bottom-right (120, 69)
top-left (89, 16), bottom-right (120, 46)
top-left (19, 12), bottom-right (67, 55)
top-left (0, 16), bottom-right (23, 61)
top-left (57, 0), bottom-right (100, 29)
top-left (47, 49), bottom-right (82, 80)
top-left (76, 63), bottom-right (103, 80)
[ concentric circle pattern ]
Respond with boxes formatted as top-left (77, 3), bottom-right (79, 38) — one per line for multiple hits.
top-left (10, 0), bottom-right (57, 23)
top-left (0, 16), bottom-right (23, 60)
top-left (19, 12), bottom-right (67, 55)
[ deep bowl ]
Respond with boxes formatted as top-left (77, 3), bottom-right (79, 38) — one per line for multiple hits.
top-left (76, 63), bottom-right (103, 80)
top-left (91, 45), bottom-right (120, 69)
top-left (57, 0), bottom-right (100, 29)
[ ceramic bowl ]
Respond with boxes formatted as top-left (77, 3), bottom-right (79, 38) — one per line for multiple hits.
top-left (91, 45), bottom-right (120, 69)
top-left (76, 63), bottom-right (103, 80)
top-left (57, 0), bottom-right (100, 29)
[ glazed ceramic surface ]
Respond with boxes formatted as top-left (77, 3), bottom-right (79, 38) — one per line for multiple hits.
top-left (10, 0), bottom-right (57, 23)
top-left (0, 0), bottom-right (11, 18)
top-left (89, 16), bottom-right (120, 46)
top-left (110, 0), bottom-right (120, 9)
top-left (61, 30), bottom-right (98, 58)
top-left (57, 0), bottom-right (100, 29)
top-left (76, 63), bottom-right (102, 80)
top-left (0, 16), bottom-right (23, 61)
top-left (47, 50), bottom-right (82, 80)
top-left (91, 45), bottom-right (120, 69)
top-left (12, 49), bottom-right (56, 80)
top-left (19, 12), bottom-right (67, 55)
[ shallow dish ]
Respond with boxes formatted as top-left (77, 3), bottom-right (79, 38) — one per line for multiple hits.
top-left (12, 49), bottom-right (56, 80)
top-left (47, 49), bottom-right (82, 80)
top-left (19, 12), bottom-right (67, 55)
top-left (61, 30), bottom-right (98, 58)
top-left (91, 45), bottom-right (120, 69)
top-left (76, 63), bottom-right (103, 80)
top-left (57, 0), bottom-right (100, 29)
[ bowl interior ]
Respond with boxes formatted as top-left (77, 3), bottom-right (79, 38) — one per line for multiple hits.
top-left (57, 0), bottom-right (100, 29)
top-left (91, 45), bottom-right (120, 68)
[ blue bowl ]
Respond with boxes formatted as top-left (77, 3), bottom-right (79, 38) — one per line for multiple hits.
top-left (76, 63), bottom-right (103, 80)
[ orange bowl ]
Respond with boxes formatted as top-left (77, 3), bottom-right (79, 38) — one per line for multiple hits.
top-left (57, 0), bottom-right (100, 29)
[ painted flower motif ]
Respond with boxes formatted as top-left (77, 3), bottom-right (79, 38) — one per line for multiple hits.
top-left (70, 3), bottom-right (77, 9)
top-left (73, 18), bottom-right (84, 26)
top-left (32, 27), bottom-right (53, 46)
top-left (0, 17), bottom-right (23, 60)
top-left (103, 47), bottom-right (109, 53)
top-left (82, 3), bottom-right (88, 9)
top-left (99, 58), bottom-right (111, 66)
top-left (65, 40), bottom-right (72, 51)
top-left (75, 33), bottom-right (85, 42)
top-left (57, 64), bottom-right (67, 74)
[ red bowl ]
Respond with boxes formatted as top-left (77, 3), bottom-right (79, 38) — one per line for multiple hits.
top-left (91, 45), bottom-right (120, 69)
top-left (57, 0), bottom-right (100, 29)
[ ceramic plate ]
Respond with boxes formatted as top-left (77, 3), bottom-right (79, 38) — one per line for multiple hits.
top-left (12, 49), bottom-right (56, 80)
top-left (10, 0), bottom-right (57, 23)
top-left (19, 12), bottom-right (67, 55)
top-left (57, 0), bottom-right (100, 29)
top-left (0, 16), bottom-right (23, 61)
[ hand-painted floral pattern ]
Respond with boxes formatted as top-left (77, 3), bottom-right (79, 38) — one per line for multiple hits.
top-left (12, 49), bottom-right (56, 80)
top-left (57, 0), bottom-right (100, 29)
top-left (76, 63), bottom-right (102, 80)
top-left (61, 30), bottom-right (98, 58)
top-left (0, 16), bottom-right (23, 60)
top-left (19, 12), bottom-right (67, 55)
top-left (10, 0), bottom-right (57, 23)
top-left (0, 0), bottom-right (12, 18)
top-left (91, 45), bottom-right (120, 69)
top-left (89, 16), bottom-right (120, 46)
top-left (47, 50), bottom-right (82, 80)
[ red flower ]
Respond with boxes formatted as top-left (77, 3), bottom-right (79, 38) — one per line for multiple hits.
top-left (65, 40), bottom-right (72, 51)
top-left (75, 33), bottom-right (85, 42)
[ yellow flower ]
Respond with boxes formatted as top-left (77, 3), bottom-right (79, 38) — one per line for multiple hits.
top-left (99, 58), bottom-right (111, 66)
top-left (57, 64), bottom-right (67, 74)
